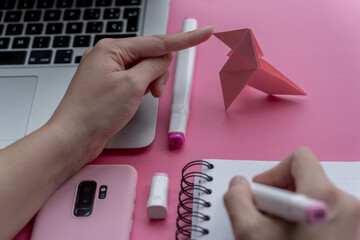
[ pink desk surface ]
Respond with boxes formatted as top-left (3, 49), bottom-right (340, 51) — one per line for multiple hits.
top-left (15, 0), bottom-right (360, 239)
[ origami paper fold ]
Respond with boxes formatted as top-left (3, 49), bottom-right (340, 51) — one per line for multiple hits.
top-left (213, 29), bottom-right (306, 110)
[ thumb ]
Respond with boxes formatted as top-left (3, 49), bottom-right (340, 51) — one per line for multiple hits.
top-left (224, 176), bottom-right (264, 238)
top-left (125, 53), bottom-right (173, 91)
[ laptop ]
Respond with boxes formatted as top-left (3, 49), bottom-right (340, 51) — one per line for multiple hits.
top-left (0, 0), bottom-right (170, 149)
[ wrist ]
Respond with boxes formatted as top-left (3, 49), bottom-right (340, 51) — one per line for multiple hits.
top-left (44, 116), bottom-right (107, 167)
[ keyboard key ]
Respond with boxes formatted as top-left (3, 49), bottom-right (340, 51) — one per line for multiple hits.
top-left (37, 0), bottom-right (54, 8)
top-left (53, 36), bottom-right (70, 47)
top-left (56, 0), bottom-right (73, 8)
top-left (55, 49), bottom-right (73, 63)
top-left (46, 23), bottom-right (63, 34)
top-left (17, 0), bottom-right (35, 9)
top-left (24, 10), bottom-right (42, 21)
top-left (86, 22), bottom-right (103, 33)
top-left (44, 10), bottom-right (61, 21)
top-left (66, 22), bottom-right (83, 33)
top-left (29, 50), bottom-right (52, 64)
top-left (4, 11), bottom-right (22, 22)
top-left (0, 12), bottom-right (2, 22)
top-left (0, 1), bottom-right (16, 10)
top-left (106, 21), bottom-right (123, 32)
top-left (94, 34), bottom-right (136, 45)
top-left (116, 0), bottom-right (141, 6)
top-left (63, 9), bottom-right (81, 20)
top-left (76, 0), bottom-right (93, 7)
top-left (96, 0), bottom-right (112, 6)
top-left (0, 25), bottom-right (3, 35)
top-left (84, 9), bottom-right (100, 20)
top-left (0, 38), bottom-right (10, 49)
top-left (0, 51), bottom-right (27, 64)
top-left (33, 36), bottom-right (50, 48)
top-left (12, 37), bottom-right (30, 48)
top-left (73, 35), bottom-right (91, 47)
top-left (26, 23), bottom-right (44, 34)
top-left (104, 8), bottom-right (120, 19)
top-left (75, 55), bottom-right (82, 63)
top-left (6, 24), bottom-right (24, 35)
top-left (124, 8), bottom-right (139, 32)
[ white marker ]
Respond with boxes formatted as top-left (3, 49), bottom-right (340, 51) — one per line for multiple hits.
top-left (168, 18), bottom-right (198, 147)
top-left (251, 182), bottom-right (328, 224)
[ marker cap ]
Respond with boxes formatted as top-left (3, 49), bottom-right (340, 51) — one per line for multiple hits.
top-left (147, 173), bottom-right (169, 219)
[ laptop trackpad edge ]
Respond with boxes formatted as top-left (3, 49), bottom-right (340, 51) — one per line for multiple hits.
top-left (0, 76), bottom-right (38, 140)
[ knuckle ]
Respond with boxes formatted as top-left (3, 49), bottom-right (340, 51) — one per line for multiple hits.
top-left (83, 48), bottom-right (92, 56)
top-left (151, 34), bottom-right (169, 52)
top-left (121, 72), bottom-right (144, 93)
top-left (184, 31), bottom-right (195, 46)
top-left (94, 38), bottom-right (113, 51)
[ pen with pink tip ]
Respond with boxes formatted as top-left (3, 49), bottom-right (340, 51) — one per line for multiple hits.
top-left (251, 182), bottom-right (329, 224)
top-left (168, 18), bottom-right (198, 147)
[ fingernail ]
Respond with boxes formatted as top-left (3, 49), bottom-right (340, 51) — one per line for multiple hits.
top-left (158, 83), bottom-right (166, 96)
top-left (200, 26), bottom-right (213, 31)
top-left (229, 176), bottom-right (245, 187)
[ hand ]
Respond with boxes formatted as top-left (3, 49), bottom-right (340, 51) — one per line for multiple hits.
top-left (224, 147), bottom-right (360, 240)
top-left (48, 27), bottom-right (213, 162)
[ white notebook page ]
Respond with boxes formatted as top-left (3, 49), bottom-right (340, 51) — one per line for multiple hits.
top-left (191, 159), bottom-right (360, 239)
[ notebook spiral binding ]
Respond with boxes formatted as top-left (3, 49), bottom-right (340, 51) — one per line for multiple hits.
top-left (176, 160), bottom-right (214, 240)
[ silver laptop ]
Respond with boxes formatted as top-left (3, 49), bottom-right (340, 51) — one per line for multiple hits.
top-left (0, 0), bottom-right (170, 149)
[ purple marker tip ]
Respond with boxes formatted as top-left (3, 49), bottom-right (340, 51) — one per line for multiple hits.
top-left (168, 132), bottom-right (185, 147)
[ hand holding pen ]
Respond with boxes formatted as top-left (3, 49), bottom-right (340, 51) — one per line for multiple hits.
top-left (224, 147), bottom-right (360, 240)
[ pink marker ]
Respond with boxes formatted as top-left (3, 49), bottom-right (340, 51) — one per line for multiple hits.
top-left (168, 18), bottom-right (198, 147)
top-left (251, 182), bottom-right (328, 224)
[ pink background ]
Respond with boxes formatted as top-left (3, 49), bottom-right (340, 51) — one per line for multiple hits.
top-left (15, 0), bottom-right (360, 239)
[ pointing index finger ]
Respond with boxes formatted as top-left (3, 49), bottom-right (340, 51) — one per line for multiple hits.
top-left (123, 26), bottom-right (213, 60)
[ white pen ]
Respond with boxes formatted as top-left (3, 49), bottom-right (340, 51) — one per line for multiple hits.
top-left (251, 182), bottom-right (328, 224)
top-left (168, 18), bottom-right (198, 147)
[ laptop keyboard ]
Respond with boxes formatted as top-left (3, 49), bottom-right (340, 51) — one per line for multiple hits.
top-left (0, 0), bottom-right (144, 66)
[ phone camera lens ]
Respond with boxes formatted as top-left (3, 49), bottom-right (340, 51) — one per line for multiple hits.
top-left (74, 181), bottom-right (96, 217)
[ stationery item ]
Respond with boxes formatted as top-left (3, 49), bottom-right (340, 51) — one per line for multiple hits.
top-left (213, 28), bottom-right (306, 110)
top-left (31, 165), bottom-right (137, 240)
top-left (168, 18), bottom-right (198, 147)
top-left (147, 173), bottom-right (169, 219)
top-left (251, 182), bottom-right (328, 224)
top-left (176, 159), bottom-right (360, 239)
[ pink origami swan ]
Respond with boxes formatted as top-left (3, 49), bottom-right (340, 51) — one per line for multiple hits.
top-left (213, 28), bottom-right (306, 110)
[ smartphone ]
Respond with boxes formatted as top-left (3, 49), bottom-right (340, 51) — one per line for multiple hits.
top-left (31, 164), bottom-right (137, 240)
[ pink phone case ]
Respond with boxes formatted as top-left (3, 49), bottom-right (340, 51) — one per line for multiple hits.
top-left (31, 164), bottom-right (137, 240)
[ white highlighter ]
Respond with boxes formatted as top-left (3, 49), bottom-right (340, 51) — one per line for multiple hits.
top-left (251, 182), bottom-right (328, 224)
top-left (168, 18), bottom-right (198, 147)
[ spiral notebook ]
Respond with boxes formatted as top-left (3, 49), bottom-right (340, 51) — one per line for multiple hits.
top-left (176, 159), bottom-right (360, 239)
